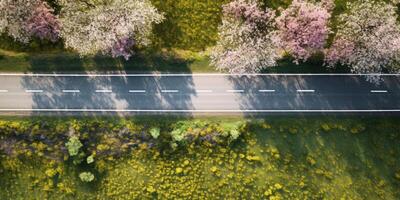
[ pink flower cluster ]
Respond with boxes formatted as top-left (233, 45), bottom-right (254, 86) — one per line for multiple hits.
top-left (110, 38), bottom-right (135, 60)
top-left (215, 0), bottom-right (332, 72)
top-left (324, 39), bottom-right (355, 68)
top-left (277, 0), bottom-right (331, 63)
top-left (25, 2), bottom-right (61, 42)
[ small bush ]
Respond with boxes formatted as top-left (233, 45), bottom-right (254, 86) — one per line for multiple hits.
top-left (150, 127), bottom-right (160, 139)
top-left (65, 136), bottom-right (82, 156)
top-left (79, 172), bottom-right (95, 182)
top-left (87, 155), bottom-right (94, 164)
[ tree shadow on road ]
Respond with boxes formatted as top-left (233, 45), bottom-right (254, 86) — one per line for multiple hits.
top-left (20, 74), bottom-right (197, 117)
top-left (226, 75), bottom-right (400, 118)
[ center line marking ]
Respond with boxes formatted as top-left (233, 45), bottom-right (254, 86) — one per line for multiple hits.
top-left (26, 90), bottom-right (43, 93)
top-left (0, 90), bottom-right (8, 93)
top-left (161, 90), bottom-right (179, 93)
top-left (129, 90), bottom-right (146, 93)
top-left (370, 90), bottom-right (388, 93)
top-left (95, 89), bottom-right (112, 93)
top-left (297, 90), bottom-right (315, 93)
top-left (62, 90), bottom-right (80, 93)
top-left (196, 90), bottom-right (213, 93)
top-left (259, 89), bottom-right (276, 93)
top-left (227, 89), bottom-right (244, 93)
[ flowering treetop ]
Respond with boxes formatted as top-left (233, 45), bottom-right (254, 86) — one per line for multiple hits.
top-left (58, 0), bottom-right (164, 59)
top-left (210, 0), bottom-right (281, 73)
top-left (325, 0), bottom-right (400, 82)
top-left (0, 0), bottom-right (60, 43)
top-left (276, 0), bottom-right (331, 63)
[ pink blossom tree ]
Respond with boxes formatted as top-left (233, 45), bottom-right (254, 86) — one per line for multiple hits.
top-left (210, 0), bottom-right (281, 73)
top-left (25, 2), bottom-right (61, 42)
top-left (325, 0), bottom-right (400, 82)
top-left (276, 0), bottom-right (331, 64)
top-left (0, 0), bottom-right (60, 43)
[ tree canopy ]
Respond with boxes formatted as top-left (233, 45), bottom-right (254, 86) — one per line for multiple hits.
top-left (325, 0), bottom-right (400, 82)
top-left (0, 0), bottom-right (60, 43)
top-left (210, 0), bottom-right (281, 73)
top-left (58, 0), bottom-right (164, 59)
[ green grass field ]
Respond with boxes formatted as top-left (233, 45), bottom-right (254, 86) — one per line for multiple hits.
top-left (0, 116), bottom-right (399, 199)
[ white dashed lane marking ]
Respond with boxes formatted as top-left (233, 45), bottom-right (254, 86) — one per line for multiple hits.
top-left (25, 90), bottom-right (43, 93)
top-left (129, 90), bottom-right (146, 93)
top-left (370, 90), bottom-right (388, 93)
top-left (297, 90), bottom-right (315, 93)
top-left (95, 89), bottom-right (112, 93)
top-left (161, 90), bottom-right (179, 93)
top-left (226, 90), bottom-right (244, 93)
top-left (9, 88), bottom-right (396, 95)
top-left (196, 90), bottom-right (213, 93)
top-left (259, 89), bottom-right (276, 93)
top-left (62, 90), bottom-right (80, 93)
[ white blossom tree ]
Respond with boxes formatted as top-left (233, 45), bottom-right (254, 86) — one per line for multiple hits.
top-left (325, 0), bottom-right (400, 82)
top-left (57, 0), bottom-right (164, 60)
top-left (210, 0), bottom-right (281, 73)
top-left (0, 0), bottom-right (60, 43)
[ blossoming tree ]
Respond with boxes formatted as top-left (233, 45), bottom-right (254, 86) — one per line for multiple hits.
top-left (0, 0), bottom-right (60, 43)
top-left (276, 0), bottom-right (331, 63)
top-left (210, 0), bottom-right (281, 73)
top-left (57, 0), bottom-right (164, 60)
top-left (325, 0), bottom-right (400, 81)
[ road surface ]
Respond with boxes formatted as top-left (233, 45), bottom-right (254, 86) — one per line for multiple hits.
top-left (0, 73), bottom-right (399, 114)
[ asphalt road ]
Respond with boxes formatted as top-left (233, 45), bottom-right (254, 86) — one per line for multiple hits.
top-left (0, 74), bottom-right (399, 114)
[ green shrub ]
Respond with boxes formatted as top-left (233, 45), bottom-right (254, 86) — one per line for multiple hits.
top-left (79, 172), bottom-right (95, 182)
top-left (221, 122), bottom-right (244, 141)
top-left (87, 155), bottom-right (94, 164)
top-left (170, 129), bottom-right (185, 142)
top-left (150, 127), bottom-right (160, 139)
top-left (229, 129), bottom-right (241, 141)
top-left (65, 136), bottom-right (82, 156)
top-left (170, 121), bottom-right (193, 142)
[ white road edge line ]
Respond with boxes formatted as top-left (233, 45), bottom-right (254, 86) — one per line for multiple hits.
top-left (25, 90), bottom-right (43, 93)
top-left (297, 90), bottom-right (315, 93)
top-left (62, 90), bottom-right (80, 93)
top-left (1, 73), bottom-right (400, 77)
top-left (0, 90), bottom-right (8, 93)
top-left (161, 90), bottom-right (179, 93)
top-left (0, 109), bottom-right (400, 113)
top-left (227, 90), bottom-right (244, 93)
top-left (370, 90), bottom-right (388, 93)
top-left (196, 90), bottom-right (213, 93)
top-left (129, 90), bottom-right (146, 93)
top-left (259, 90), bottom-right (276, 93)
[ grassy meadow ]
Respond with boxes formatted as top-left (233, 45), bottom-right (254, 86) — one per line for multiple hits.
top-left (0, 116), bottom-right (399, 199)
